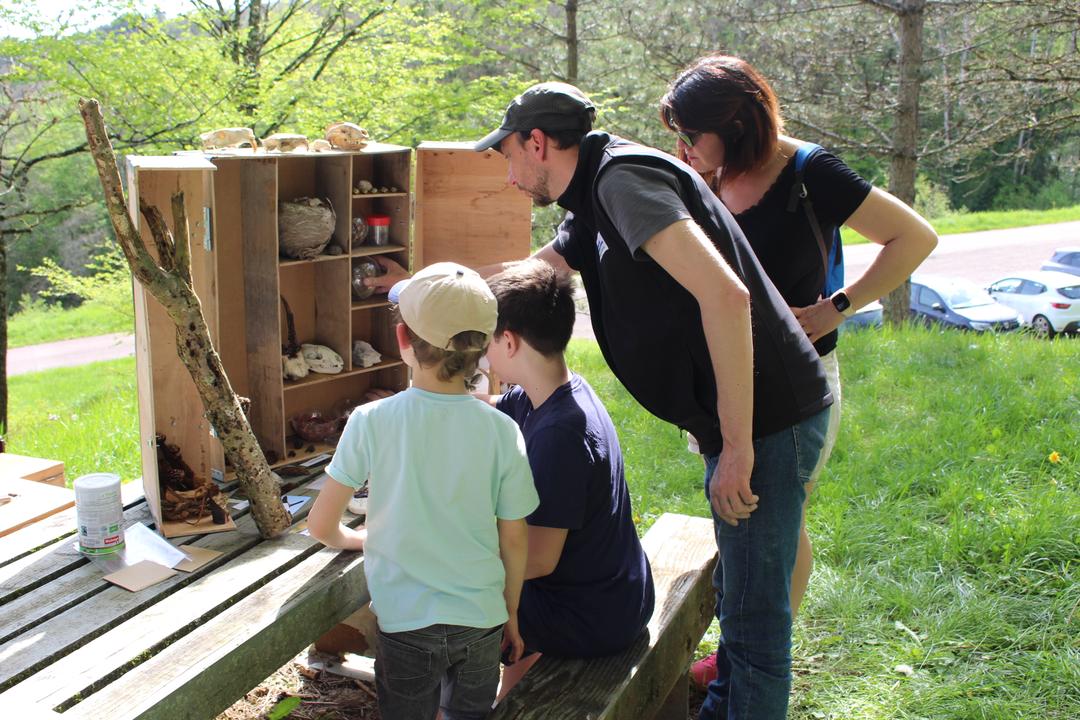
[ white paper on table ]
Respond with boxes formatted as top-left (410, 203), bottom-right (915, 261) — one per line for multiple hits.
top-left (283, 495), bottom-right (310, 514)
top-left (121, 522), bottom-right (189, 568)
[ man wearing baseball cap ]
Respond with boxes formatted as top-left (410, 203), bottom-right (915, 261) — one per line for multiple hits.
top-left (473, 82), bottom-right (833, 720)
top-left (309, 261), bottom-right (539, 720)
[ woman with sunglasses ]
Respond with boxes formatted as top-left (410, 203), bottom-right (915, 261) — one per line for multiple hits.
top-left (660, 55), bottom-right (937, 708)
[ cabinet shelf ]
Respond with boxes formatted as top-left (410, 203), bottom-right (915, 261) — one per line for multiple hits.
top-left (352, 192), bottom-right (407, 199)
top-left (279, 253), bottom-right (350, 268)
top-left (352, 243), bottom-right (406, 258)
top-left (352, 295), bottom-right (392, 311)
top-left (283, 359), bottom-right (405, 391)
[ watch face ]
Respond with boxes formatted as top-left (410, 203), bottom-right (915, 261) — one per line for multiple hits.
top-left (832, 292), bottom-right (851, 313)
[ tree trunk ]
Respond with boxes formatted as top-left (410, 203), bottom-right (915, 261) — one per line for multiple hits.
top-left (883, 0), bottom-right (926, 327)
top-left (0, 230), bottom-right (7, 444)
top-left (566, 0), bottom-right (579, 85)
top-left (78, 98), bottom-right (291, 539)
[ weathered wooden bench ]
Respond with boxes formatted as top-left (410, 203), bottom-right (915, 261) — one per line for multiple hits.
top-left (0, 474), bottom-right (368, 719)
top-left (491, 512), bottom-right (717, 720)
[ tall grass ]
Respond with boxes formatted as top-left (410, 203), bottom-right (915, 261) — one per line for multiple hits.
top-left (569, 327), bottom-right (1078, 719)
top-left (842, 203), bottom-right (1080, 246)
top-left (8, 295), bottom-right (134, 348)
top-left (8, 329), bottom-right (1077, 718)
top-left (7, 357), bottom-right (141, 482)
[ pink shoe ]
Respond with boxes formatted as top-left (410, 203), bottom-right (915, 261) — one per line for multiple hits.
top-left (690, 653), bottom-right (718, 690)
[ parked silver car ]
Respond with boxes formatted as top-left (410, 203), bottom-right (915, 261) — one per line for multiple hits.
top-left (1041, 246), bottom-right (1080, 277)
top-left (909, 274), bottom-right (1022, 332)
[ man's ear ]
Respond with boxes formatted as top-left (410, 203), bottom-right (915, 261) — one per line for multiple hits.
top-left (528, 128), bottom-right (548, 160)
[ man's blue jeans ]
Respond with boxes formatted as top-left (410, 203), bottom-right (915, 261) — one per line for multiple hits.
top-left (699, 406), bottom-right (830, 720)
top-left (375, 623), bottom-right (503, 720)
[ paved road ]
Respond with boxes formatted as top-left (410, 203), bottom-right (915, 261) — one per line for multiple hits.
top-left (843, 219), bottom-right (1078, 286)
top-left (7, 332), bottom-right (135, 376)
top-left (7, 220), bottom-right (1076, 371)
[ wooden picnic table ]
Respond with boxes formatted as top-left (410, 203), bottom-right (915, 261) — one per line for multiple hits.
top-left (0, 473), bottom-right (367, 720)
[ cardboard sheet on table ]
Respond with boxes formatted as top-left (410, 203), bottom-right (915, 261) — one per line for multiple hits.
top-left (175, 544), bottom-right (224, 572)
top-left (104, 559), bottom-right (177, 592)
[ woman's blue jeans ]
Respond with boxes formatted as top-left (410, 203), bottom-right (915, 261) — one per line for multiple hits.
top-left (699, 406), bottom-right (830, 720)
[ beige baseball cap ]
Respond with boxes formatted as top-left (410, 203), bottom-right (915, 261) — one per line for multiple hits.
top-left (388, 262), bottom-right (497, 349)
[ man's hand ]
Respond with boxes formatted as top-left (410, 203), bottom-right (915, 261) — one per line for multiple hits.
top-left (791, 299), bottom-right (843, 343)
top-left (502, 614), bottom-right (525, 664)
top-left (708, 445), bottom-right (757, 526)
top-left (364, 255), bottom-right (410, 292)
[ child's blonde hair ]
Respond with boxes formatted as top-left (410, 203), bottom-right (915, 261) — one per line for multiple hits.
top-left (399, 311), bottom-right (488, 387)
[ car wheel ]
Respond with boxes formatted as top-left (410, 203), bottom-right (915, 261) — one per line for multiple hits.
top-left (1031, 314), bottom-right (1055, 338)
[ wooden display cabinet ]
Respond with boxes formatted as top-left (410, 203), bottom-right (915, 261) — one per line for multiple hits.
top-left (128, 141), bottom-right (530, 535)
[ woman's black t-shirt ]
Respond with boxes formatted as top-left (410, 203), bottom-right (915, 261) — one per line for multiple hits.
top-left (731, 149), bottom-right (872, 356)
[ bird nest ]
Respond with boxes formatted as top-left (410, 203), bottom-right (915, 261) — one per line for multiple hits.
top-left (279, 197), bottom-right (336, 260)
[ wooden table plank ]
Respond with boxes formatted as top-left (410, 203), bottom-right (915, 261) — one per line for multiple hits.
top-left (0, 525), bottom-right (326, 710)
top-left (64, 545), bottom-right (368, 720)
top-left (0, 487), bottom-right (326, 691)
top-left (0, 501), bottom-right (154, 599)
top-left (0, 502), bottom-right (153, 605)
top-left (490, 513), bottom-right (716, 720)
top-left (0, 478), bottom-right (74, 538)
top-left (0, 482), bottom-right (144, 570)
top-left (0, 504), bottom-right (265, 653)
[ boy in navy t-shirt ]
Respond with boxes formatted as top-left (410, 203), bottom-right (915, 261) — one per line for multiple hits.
top-left (484, 259), bottom-right (654, 688)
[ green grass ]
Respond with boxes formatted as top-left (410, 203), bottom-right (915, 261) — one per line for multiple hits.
top-left (842, 203), bottom-right (1080, 246)
top-left (8, 330), bottom-right (1077, 718)
top-left (7, 357), bottom-right (141, 484)
top-left (569, 328), bottom-right (1078, 719)
top-left (8, 296), bottom-right (134, 348)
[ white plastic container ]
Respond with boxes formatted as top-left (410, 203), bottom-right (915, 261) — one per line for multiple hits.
top-left (74, 473), bottom-right (125, 555)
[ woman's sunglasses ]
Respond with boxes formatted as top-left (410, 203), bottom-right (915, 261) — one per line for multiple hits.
top-left (675, 129), bottom-right (704, 148)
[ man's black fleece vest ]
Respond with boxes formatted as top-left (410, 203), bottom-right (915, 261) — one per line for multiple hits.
top-left (555, 132), bottom-right (831, 456)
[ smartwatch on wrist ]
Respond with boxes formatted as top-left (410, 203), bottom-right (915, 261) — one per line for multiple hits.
top-left (830, 290), bottom-right (856, 318)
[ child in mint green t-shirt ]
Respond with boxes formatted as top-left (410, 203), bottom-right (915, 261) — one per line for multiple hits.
top-left (309, 262), bottom-right (538, 720)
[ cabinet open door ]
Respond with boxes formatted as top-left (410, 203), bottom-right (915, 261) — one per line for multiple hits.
top-left (414, 142), bottom-right (532, 270)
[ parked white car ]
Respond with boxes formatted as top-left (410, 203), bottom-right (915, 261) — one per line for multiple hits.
top-left (987, 270), bottom-right (1080, 337)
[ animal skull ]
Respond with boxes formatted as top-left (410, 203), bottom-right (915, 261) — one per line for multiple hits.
top-left (200, 127), bottom-right (258, 150)
top-left (301, 344), bottom-right (344, 374)
top-left (310, 138), bottom-right (333, 152)
top-left (325, 122), bottom-right (370, 150)
top-left (262, 133), bottom-right (309, 153)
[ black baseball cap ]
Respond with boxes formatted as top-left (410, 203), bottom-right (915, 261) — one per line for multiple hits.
top-left (474, 82), bottom-right (596, 152)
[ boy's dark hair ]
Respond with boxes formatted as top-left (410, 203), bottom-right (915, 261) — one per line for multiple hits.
top-left (487, 259), bottom-right (576, 357)
top-left (395, 308), bottom-right (488, 386)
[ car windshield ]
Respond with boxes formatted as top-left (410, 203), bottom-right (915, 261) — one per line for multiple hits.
top-left (1058, 284), bottom-right (1080, 300)
top-left (940, 280), bottom-right (995, 308)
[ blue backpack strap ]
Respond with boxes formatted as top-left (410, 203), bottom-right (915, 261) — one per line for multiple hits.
top-left (786, 142), bottom-right (835, 293)
top-left (786, 143), bottom-right (823, 212)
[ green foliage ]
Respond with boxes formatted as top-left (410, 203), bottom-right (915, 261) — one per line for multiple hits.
top-left (913, 175), bottom-right (953, 219)
top-left (266, 695), bottom-right (302, 720)
top-left (26, 241), bottom-right (132, 308)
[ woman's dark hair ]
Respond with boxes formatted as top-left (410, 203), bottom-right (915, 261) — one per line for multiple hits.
top-left (660, 55), bottom-right (783, 187)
